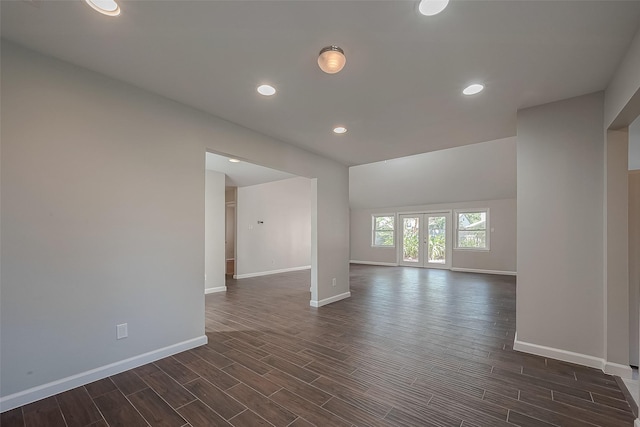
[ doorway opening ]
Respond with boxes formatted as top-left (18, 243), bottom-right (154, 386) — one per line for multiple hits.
top-left (225, 193), bottom-right (236, 277)
top-left (205, 151), bottom-right (312, 298)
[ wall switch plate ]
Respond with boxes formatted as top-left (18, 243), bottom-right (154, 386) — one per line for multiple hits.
top-left (332, 278), bottom-right (336, 287)
top-left (116, 323), bottom-right (128, 340)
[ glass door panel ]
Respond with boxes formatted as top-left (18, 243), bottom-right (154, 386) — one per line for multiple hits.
top-left (399, 212), bottom-right (450, 269)
top-left (427, 215), bottom-right (447, 265)
top-left (401, 216), bottom-right (421, 264)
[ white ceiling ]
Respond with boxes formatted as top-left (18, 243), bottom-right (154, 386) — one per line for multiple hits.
top-left (350, 137), bottom-right (516, 209)
top-left (206, 152), bottom-right (296, 187)
top-left (2, 1), bottom-right (640, 166)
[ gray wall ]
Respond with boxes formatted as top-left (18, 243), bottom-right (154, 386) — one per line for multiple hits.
top-left (630, 171), bottom-right (640, 365)
top-left (630, 117), bottom-right (640, 170)
top-left (606, 130), bottom-right (630, 366)
top-left (350, 199), bottom-right (516, 272)
top-left (517, 93), bottom-right (606, 359)
top-left (1, 42), bottom-right (207, 396)
top-left (1, 41), bottom-right (349, 401)
top-left (236, 177), bottom-right (311, 277)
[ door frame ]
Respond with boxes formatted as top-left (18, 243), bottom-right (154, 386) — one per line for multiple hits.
top-left (397, 211), bottom-right (452, 269)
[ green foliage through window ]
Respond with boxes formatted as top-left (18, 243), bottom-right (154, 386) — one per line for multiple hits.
top-left (373, 215), bottom-right (395, 247)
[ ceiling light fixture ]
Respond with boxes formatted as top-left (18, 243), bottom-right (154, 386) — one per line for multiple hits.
top-left (333, 126), bottom-right (347, 134)
top-left (229, 158), bottom-right (241, 163)
top-left (418, 0), bottom-right (449, 16)
top-left (463, 83), bottom-right (484, 96)
top-left (85, 0), bottom-right (121, 16)
top-left (318, 46), bottom-right (346, 74)
top-left (257, 84), bottom-right (276, 96)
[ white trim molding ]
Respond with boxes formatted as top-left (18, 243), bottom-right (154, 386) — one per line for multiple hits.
top-left (234, 265), bottom-right (311, 279)
top-left (514, 333), bottom-right (632, 378)
top-left (310, 292), bottom-right (351, 308)
top-left (350, 260), bottom-right (398, 267)
top-left (604, 361), bottom-right (634, 378)
top-left (205, 286), bottom-right (227, 294)
top-left (0, 335), bottom-right (207, 412)
top-left (450, 267), bottom-right (516, 276)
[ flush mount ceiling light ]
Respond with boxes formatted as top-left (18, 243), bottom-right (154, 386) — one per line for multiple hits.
top-left (418, 0), bottom-right (449, 16)
top-left (333, 126), bottom-right (347, 134)
top-left (228, 158), bottom-right (241, 163)
top-left (463, 83), bottom-right (484, 96)
top-left (85, 0), bottom-right (120, 16)
top-left (318, 46), bottom-right (346, 74)
top-left (257, 84), bottom-right (276, 96)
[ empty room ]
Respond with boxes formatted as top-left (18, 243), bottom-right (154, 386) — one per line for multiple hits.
top-left (2, 1), bottom-right (640, 427)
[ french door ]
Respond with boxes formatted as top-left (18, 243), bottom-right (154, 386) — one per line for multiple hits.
top-left (399, 212), bottom-right (451, 269)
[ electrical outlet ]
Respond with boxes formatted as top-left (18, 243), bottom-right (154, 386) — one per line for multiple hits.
top-left (116, 323), bottom-right (128, 340)
top-left (332, 278), bottom-right (336, 287)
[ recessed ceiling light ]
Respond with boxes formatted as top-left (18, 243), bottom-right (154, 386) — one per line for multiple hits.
top-left (85, 0), bottom-right (121, 16)
top-left (333, 126), bottom-right (347, 134)
top-left (229, 158), bottom-right (241, 163)
top-left (463, 83), bottom-right (484, 96)
top-left (418, 0), bottom-right (449, 16)
top-left (257, 84), bottom-right (276, 96)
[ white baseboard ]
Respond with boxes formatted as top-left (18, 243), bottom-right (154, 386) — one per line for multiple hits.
top-left (349, 260), bottom-right (398, 267)
top-left (205, 286), bottom-right (227, 294)
top-left (234, 265), bottom-right (311, 279)
top-left (604, 361), bottom-right (633, 378)
top-left (0, 335), bottom-right (207, 412)
top-left (310, 291), bottom-right (351, 308)
top-left (450, 267), bottom-right (517, 276)
top-left (513, 336), bottom-right (604, 370)
top-left (514, 333), bottom-right (632, 378)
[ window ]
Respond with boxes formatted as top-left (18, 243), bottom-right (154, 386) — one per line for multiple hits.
top-left (455, 209), bottom-right (489, 250)
top-left (372, 214), bottom-right (395, 247)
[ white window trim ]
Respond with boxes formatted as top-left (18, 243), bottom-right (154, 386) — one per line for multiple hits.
top-left (454, 208), bottom-right (490, 251)
top-left (371, 213), bottom-right (396, 248)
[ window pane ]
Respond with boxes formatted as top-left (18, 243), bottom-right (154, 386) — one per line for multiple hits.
top-left (374, 231), bottom-right (394, 246)
top-left (458, 212), bottom-right (486, 231)
top-left (375, 216), bottom-right (394, 231)
top-left (457, 230), bottom-right (486, 248)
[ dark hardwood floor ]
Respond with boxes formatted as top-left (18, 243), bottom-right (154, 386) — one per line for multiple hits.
top-left (2, 265), bottom-right (635, 426)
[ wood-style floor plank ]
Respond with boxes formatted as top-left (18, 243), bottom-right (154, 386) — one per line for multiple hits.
top-left (222, 363), bottom-right (282, 397)
top-left (153, 356), bottom-right (200, 385)
top-left (127, 388), bottom-right (187, 427)
top-left (0, 407), bottom-right (25, 427)
top-left (176, 400), bottom-right (231, 427)
top-left (270, 388), bottom-right (351, 427)
top-left (183, 378), bottom-right (245, 420)
top-left (226, 383), bottom-right (297, 426)
top-left (110, 371), bottom-right (148, 396)
top-left (22, 397), bottom-right (66, 427)
top-left (228, 409), bottom-right (272, 427)
top-left (2, 266), bottom-right (636, 427)
top-left (139, 370), bottom-right (196, 409)
top-left (56, 386), bottom-right (103, 427)
top-left (93, 389), bottom-right (148, 427)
